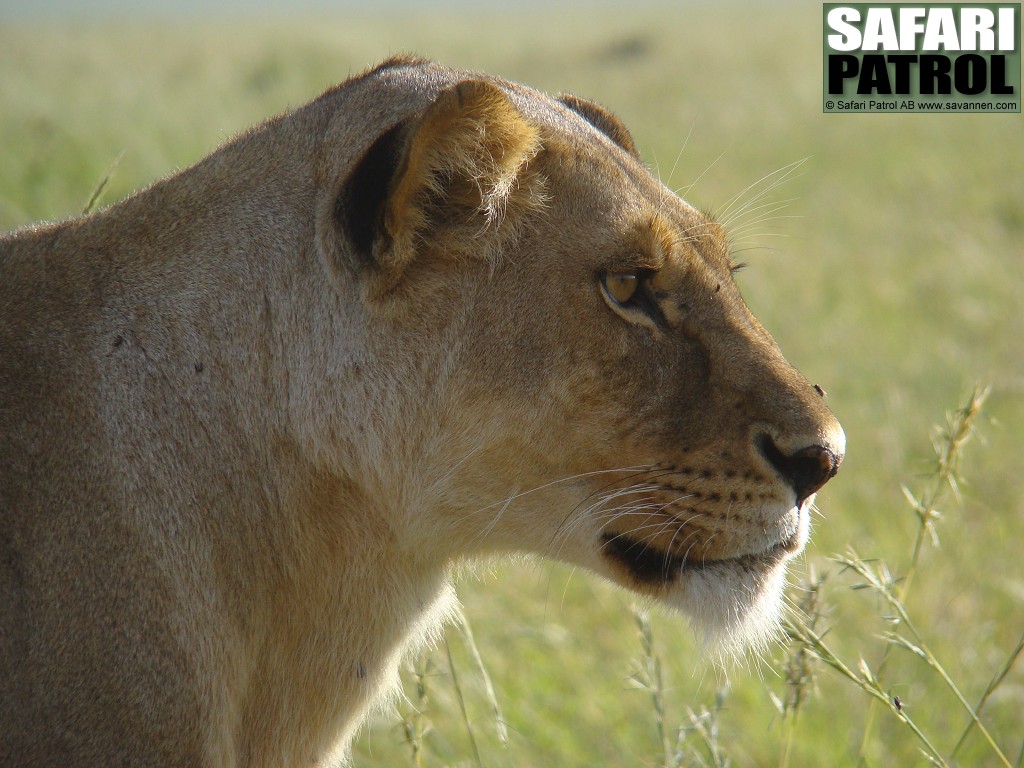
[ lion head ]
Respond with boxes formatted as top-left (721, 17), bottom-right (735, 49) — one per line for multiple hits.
top-left (315, 57), bottom-right (845, 654)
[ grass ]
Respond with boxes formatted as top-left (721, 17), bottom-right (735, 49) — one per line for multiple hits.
top-left (2, 4), bottom-right (1021, 765)
top-left (781, 388), bottom-right (1020, 768)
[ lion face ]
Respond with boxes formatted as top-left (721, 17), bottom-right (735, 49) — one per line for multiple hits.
top-left (324, 59), bottom-right (844, 650)
top-left (455, 152), bottom-right (842, 649)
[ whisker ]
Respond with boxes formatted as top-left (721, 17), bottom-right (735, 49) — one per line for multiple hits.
top-left (721, 195), bottom-right (798, 234)
top-left (453, 464), bottom-right (659, 532)
top-left (666, 120), bottom-right (696, 189)
top-left (726, 212), bottom-right (801, 237)
top-left (675, 143), bottom-right (734, 200)
top-left (552, 493), bottom-right (669, 554)
top-left (716, 158), bottom-right (807, 225)
top-left (728, 245), bottom-right (784, 257)
top-left (422, 441), bottom-right (485, 498)
top-left (551, 468), bottom-right (682, 543)
top-left (472, 486), bottom-right (519, 547)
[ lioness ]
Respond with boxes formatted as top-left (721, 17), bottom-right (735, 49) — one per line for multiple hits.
top-left (0, 57), bottom-right (843, 766)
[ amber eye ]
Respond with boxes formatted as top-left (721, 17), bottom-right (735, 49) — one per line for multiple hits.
top-left (601, 272), bottom-right (639, 305)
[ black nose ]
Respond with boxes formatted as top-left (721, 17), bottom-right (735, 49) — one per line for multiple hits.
top-left (757, 434), bottom-right (840, 506)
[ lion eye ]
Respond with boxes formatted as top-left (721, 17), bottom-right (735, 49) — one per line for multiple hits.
top-left (601, 272), bottom-right (640, 305)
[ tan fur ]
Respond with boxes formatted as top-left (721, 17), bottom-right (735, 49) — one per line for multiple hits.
top-left (0, 57), bottom-right (844, 766)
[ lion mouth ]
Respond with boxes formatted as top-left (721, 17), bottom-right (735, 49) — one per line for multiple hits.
top-left (600, 532), bottom-right (796, 586)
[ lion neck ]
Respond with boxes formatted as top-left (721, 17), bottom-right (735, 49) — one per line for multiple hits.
top-left (38, 108), bottom-right (464, 763)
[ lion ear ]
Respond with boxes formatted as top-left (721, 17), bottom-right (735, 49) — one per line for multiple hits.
top-left (335, 79), bottom-right (542, 297)
top-left (558, 94), bottom-right (639, 158)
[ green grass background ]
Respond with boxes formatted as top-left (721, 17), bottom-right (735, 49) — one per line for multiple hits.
top-left (2, 4), bottom-right (1021, 765)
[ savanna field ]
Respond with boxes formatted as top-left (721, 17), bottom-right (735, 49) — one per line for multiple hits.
top-left (1, 3), bottom-right (1022, 766)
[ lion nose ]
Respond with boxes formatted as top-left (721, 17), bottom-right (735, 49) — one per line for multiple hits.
top-left (756, 434), bottom-right (841, 506)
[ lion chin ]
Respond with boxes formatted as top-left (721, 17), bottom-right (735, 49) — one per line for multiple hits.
top-left (602, 495), bottom-right (813, 661)
top-left (0, 56), bottom-right (842, 766)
